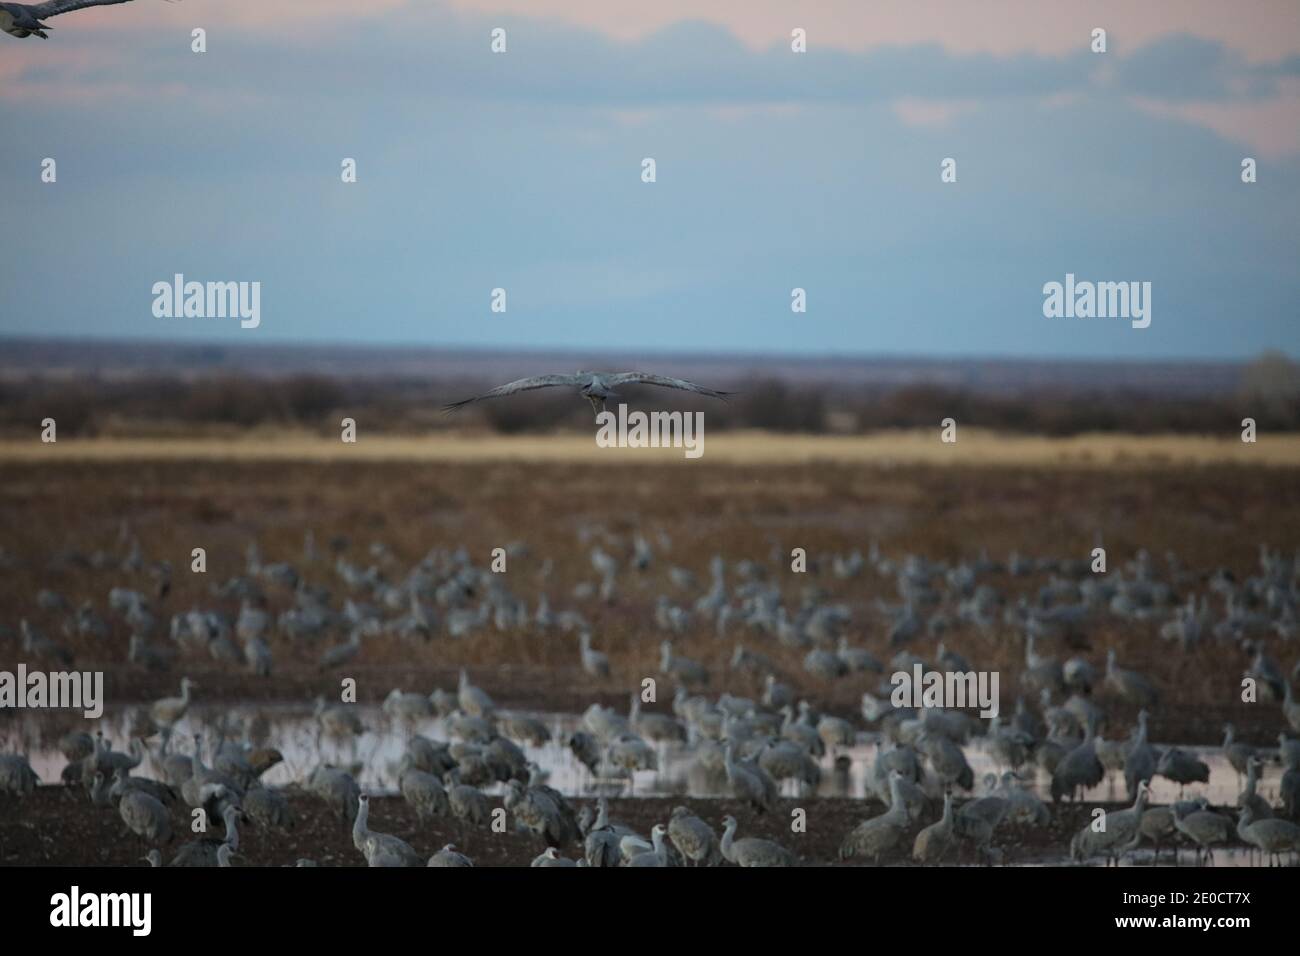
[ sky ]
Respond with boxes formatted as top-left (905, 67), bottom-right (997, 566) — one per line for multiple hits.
top-left (1, 0), bottom-right (1297, 360)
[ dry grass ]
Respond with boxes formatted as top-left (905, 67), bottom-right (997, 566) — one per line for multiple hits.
top-left (3, 428), bottom-right (1299, 467)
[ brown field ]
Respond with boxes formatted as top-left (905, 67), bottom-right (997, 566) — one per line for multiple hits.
top-left (2, 431), bottom-right (1300, 869)
top-left (2, 431), bottom-right (1298, 747)
top-left (4, 428), bottom-right (1300, 466)
top-left (0, 787), bottom-right (1140, 868)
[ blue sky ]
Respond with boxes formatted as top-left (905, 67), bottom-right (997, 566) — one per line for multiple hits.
top-left (1, 1), bottom-right (1296, 359)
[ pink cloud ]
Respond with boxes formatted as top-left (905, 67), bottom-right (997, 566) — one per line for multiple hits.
top-left (891, 97), bottom-right (980, 128)
top-left (1132, 78), bottom-right (1300, 159)
top-left (447, 0), bottom-right (1300, 60)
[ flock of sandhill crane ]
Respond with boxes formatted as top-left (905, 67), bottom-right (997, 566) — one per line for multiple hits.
top-left (2, 524), bottom-right (1300, 866)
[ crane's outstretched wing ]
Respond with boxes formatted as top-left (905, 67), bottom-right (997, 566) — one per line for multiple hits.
top-left (604, 372), bottom-right (731, 400)
top-left (27, 0), bottom-right (133, 19)
top-left (442, 373), bottom-right (587, 412)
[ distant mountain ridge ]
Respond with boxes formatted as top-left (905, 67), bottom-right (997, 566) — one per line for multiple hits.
top-left (0, 336), bottom-right (1248, 397)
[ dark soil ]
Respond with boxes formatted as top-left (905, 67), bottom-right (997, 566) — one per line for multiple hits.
top-left (0, 786), bottom-right (1187, 868)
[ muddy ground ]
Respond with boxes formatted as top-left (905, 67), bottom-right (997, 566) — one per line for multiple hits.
top-left (0, 786), bottom-right (1225, 867)
top-left (1, 455), bottom-right (1299, 867)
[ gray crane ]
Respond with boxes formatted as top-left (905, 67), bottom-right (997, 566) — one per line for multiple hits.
top-left (397, 757), bottom-right (450, 823)
top-left (353, 793), bottom-right (422, 867)
top-left (997, 772), bottom-right (1051, 827)
top-left (313, 696), bottom-right (365, 750)
top-left (110, 767), bottom-right (177, 807)
top-left (1173, 799), bottom-right (1232, 866)
top-left (919, 731), bottom-right (974, 792)
top-left (1126, 804), bottom-right (1178, 863)
top-left (504, 778), bottom-right (576, 848)
top-left (625, 824), bottom-right (671, 867)
top-left (118, 789), bottom-right (171, 844)
top-left (444, 371), bottom-right (730, 416)
top-left (720, 815), bottom-right (796, 867)
top-left (0, 754), bottom-right (39, 797)
top-left (1051, 718), bottom-right (1104, 802)
top-left (667, 805), bottom-right (719, 866)
top-left (306, 764), bottom-right (360, 825)
top-left (757, 738), bottom-right (822, 794)
top-left (181, 734), bottom-right (242, 811)
top-left (578, 632), bottom-right (610, 678)
top-left (317, 629), bottom-right (363, 672)
top-left (913, 790), bottom-right (956, 864)
top-left (1157, 747), bottom-right (1210, 791)
top-left (531, 847), bottom-right (578, 867)
top-left (445, 768), bottom-right (489, 829)
top-left (723, 741), bottom-right (774, 813)
top-left (1221, 722), bottom-right (1256, 783)
top-left (1284, 681), bottom-right (1300, 733)
top-left (583, 799), bottom-right (635, 867)
top-left (1105, 649), bottom-right (1159, 708)
top-left (659, 640), bottom-right (710, 688)
top-left (242, 784), bottom-right (295, 832)
top-left (1123, 709), bottom-right (1156, 800)
top-left (150, 677), bottom-right (196, 733)
top-left (1236, 805), bottom-right (1300, 866)
top-left (457, 669), bottom-right (496, 718)
top-left (1279, 765), bottom-right (1299, 821)
top-left (169, 805), bottom-right (241, 866)
top-left (629, 693), bottom-right (687, 745)
top-left (1069, 780), bottom-right (1149, 866)
top-left (1236, 757), bottom-right (1272, 821)
top-left (839, 770), bottom-right (911, 863)
top-left (428, 844), bottom-right (473, 867)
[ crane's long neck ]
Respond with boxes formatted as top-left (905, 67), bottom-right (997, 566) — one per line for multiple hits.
top-left (224, 809), bottom-right (240, 852)
top-left (721, 821), bottom-right (736, 859)
top-left (1236, 810), bottom-right (1253, 843)
top-left (353, 800), bottom-right (369, 844)
top-left (890, 778), bottom-right (907, 816)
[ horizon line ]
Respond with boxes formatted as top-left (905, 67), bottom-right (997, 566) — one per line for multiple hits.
top-left (0, 333), bottom-right (1289, 369)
